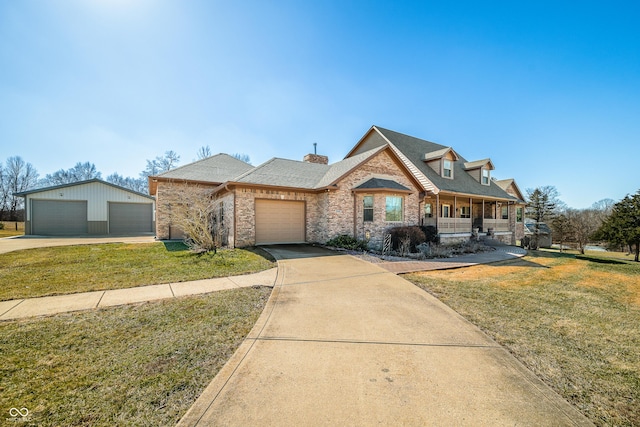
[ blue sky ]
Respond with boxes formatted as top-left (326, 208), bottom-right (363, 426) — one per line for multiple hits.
top-left (1, 0), bottom-right (639, 208)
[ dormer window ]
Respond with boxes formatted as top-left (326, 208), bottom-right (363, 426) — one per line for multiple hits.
top-left (482, 168), bottom-right (490, 185)
top-left (464, 159), bottom-right (495, 184)
top-left (443, 159), bottom-right (453, 178)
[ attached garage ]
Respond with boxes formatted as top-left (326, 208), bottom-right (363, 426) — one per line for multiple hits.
top-left (32, 200), bottom-right (88, 235)
top-left (18, 179), bottom-right (155, 236)
top-left (255, 199), bottom-right (305, 244)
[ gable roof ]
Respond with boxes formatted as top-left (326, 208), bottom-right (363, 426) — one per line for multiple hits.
top-left (495, 178), bottom-right (525, 202)
top-left (353, 178), bottom-right (411, 193)
top-left (464, 159), bottom-right (495, 170)
top-left (350, 126), bottom-right (519, 201)
top-left (423, 147), bottom-right (459, 161)
top-left (15, 178), bottom-right (154, 200)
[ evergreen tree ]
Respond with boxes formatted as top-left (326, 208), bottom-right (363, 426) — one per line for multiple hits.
top-left (595, 190), bottom-right (640, 261)
top-left (526, 185), bottom-right (561, 250)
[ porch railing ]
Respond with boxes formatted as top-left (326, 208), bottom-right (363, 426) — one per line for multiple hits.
top-left (423, 218), bottom-right (510, 233)
top-left (482, 219), bottom-right (510, 232)
top-left (435, 218), bottom-right (472, 233)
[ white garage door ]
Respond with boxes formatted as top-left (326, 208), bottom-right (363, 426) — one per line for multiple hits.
top-left (109, 202), bottom-right (153, 234)
top-left (255, 200), bottom-right (305, 245)
top-left (32, 200), bottom-right (88, 235)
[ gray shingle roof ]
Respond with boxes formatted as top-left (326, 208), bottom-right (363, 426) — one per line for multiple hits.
top-left (374, 126), bottom-right (518, 201)
top-left (155, 154), bottom-right (254, 183)
top-left (234, 158), bottom-right (330, 189)
top-left (354, 178), bottom-right (410, 192)
top-left (234, 146), bottom-right (386, 190)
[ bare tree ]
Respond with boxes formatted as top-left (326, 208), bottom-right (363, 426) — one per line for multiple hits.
top-left (140, 151), bottom-right (180, 179)
top-left (551, 213), bottom-right (573, 252)
top-left (232, 153), bottom-right (251, 164)
top-left (43, 161), bottom-right (102, 186)
top-left (567, 209), bottom-right (601, 254)
top-left (2, 156), bottom-right (39, 220)
top-left (162, 184), bottom-right (227, 253)
top-left (196, 146), bottom-right (212, 160)
top-left (106, 173), bottom-right (147, 194)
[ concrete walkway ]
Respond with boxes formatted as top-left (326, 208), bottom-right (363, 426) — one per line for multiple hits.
top-left (177, 245), bottom-right (593, 426)
top-left (0, 269), bottom-right (277, 321)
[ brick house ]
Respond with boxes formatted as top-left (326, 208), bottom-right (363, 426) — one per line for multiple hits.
top-left (150, 126), bottom-right (526, 248)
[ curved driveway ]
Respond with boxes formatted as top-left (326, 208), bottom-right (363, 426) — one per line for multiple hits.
top-left (178, 245), bottom-right (592, 426)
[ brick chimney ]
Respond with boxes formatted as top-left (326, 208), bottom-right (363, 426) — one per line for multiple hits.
top-left (303, 143), bottom-right (328, 164)
top-left (303, 153), bottom-right (329, 164)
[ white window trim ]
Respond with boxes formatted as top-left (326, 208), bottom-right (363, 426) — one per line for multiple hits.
top-left (442, 204), bottom-right (451, 218)
top-left (442, 159), bottom-right (453, 179)
top-left (482, 168), bottom-right (490, 185)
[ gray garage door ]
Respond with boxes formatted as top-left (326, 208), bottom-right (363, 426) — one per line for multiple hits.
top-left (109, 202), bottom-right (153, 234)
top-left (255, 199), bottom-right (305, 244)
top-left (32, 200), bottom-right (88, 235)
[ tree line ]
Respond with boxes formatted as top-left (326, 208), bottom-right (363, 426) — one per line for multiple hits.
top-left (0, 147), bottom-right (250, 221)
top-left (526, 185), bottom-right (640, 262)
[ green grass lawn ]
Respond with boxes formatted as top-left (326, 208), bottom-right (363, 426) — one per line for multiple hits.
top-left (0, 287), bottom-right (271, 426)
top-left (0, 242), bottom-right (274, 301)
top-left (406, 251), bottom-right (640, 427)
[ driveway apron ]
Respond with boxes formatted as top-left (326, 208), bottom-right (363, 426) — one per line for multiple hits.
top-left (178, 246), bottom-right (592, 426)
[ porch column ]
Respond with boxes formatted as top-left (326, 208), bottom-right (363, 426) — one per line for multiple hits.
top-left (436, 194), bottom-right (440, 231)
top-left (454, 196), bottom-right (457, 233)
top-left (470, 197), bottom-right (472, 233)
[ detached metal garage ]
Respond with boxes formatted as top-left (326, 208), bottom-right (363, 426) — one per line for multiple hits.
top-left (17, 179), bottom-right (155, 236)
top-left (255, 199), bottom-right (305, 244)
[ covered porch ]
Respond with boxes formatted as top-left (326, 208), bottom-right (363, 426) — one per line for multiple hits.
top-left (421, 194), bottom-right (512, 235)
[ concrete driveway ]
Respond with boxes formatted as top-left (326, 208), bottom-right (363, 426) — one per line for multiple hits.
top-left (0, 235), bottom-right (156, 254)
top-left (178, 245), bottom-right (592, 426)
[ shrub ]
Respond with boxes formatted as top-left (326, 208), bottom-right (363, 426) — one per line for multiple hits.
top-left (325, 235), bottom-right (369, 251)
top-left (388, 226), bottom-right (426, 253)
top-left (420, 225), bottom-right (439, 244)
top-left (0, 222), bottom-right (4, 230)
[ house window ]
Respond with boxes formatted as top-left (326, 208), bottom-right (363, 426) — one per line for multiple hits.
top-left (460, 206), bottom-right (471, 218)
top-left (442, 204), bottom-right (451, 218)
top-left (424, 203), bottom-right (432, 218)
top-left (363, 196), bottom-right (373, 222)
top-left (385, 196), bottom-right (403, 222)
top-left (482, 168), bottom-right (490, 185)
top-left (443, 159), bottom-right (453, 178)
top-left (501, 205), bottom-right (509, 219)
top-left (516, 207), bottom-right (523, 223)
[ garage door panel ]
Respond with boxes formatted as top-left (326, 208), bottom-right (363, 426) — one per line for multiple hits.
top-left (32, 200), bottom-right (88, 235)
top-left (109, 203), bottom-right (153, 234)
top-left (255, 200), bottom-right (305, 245)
